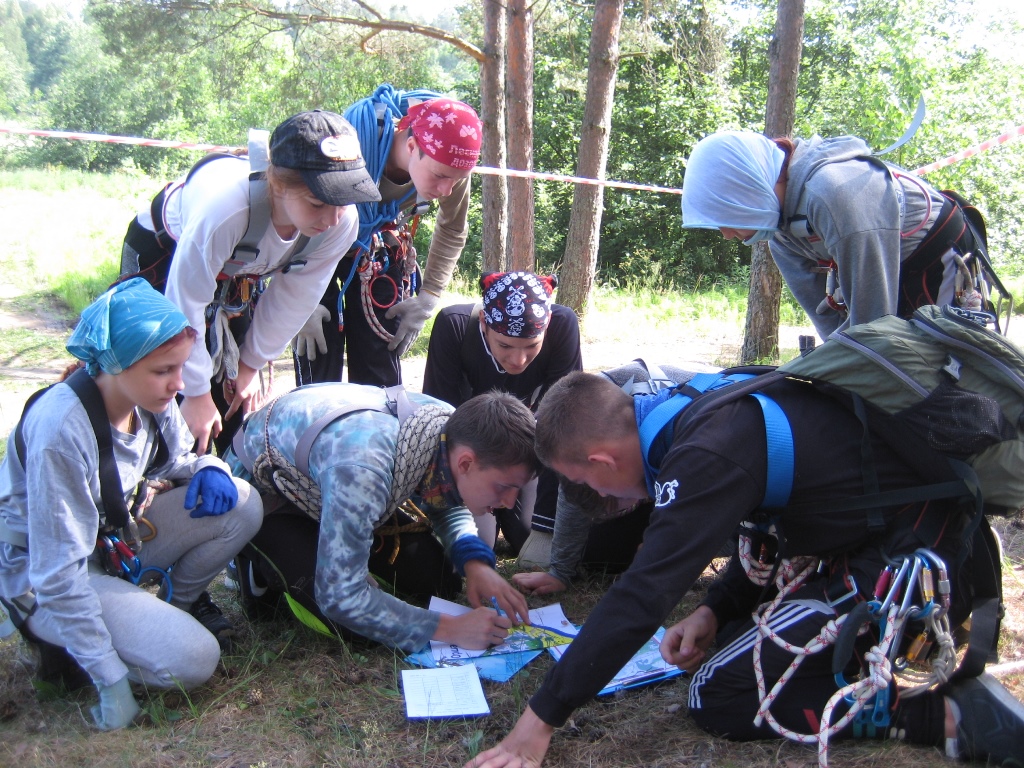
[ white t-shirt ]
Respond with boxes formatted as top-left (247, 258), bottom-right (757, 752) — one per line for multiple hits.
top-left (147, 157), bottom-right (358, 395)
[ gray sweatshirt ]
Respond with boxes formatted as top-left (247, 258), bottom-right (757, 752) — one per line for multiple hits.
top-left (771, 135), bottom-right (945, 338)
top-left (0, 383), bottom-right (221, 685)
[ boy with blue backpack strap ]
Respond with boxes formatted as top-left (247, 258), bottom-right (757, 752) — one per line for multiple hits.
top-left (470, 308), bottom-right (1024, 768)
top-left (292, 84), bottom-right (483, 389)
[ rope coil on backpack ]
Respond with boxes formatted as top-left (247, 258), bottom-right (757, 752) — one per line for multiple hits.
top-left (372, 403), bottom-right (449, 563)
top-left (251, 396), bottom-right (323, 520)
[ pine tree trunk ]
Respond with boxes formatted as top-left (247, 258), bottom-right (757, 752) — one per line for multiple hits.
top-left (558, 0), bottom-right (625, 315)
top-left (506, 0), bottom-right (535, 271)
top-left (741, 0), bottom-right (805, 364)
top-left (481, 0), bottom-right (508, 273)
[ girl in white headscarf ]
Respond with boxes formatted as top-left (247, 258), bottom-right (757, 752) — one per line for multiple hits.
top-left (681, 131), bottom-right (981, 339)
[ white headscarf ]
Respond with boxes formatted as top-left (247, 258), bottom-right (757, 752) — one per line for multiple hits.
top-left (681, 131), bottom-right (786, 232)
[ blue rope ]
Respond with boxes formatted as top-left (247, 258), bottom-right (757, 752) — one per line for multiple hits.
top-left (343, 83), bottom-right (440, 254)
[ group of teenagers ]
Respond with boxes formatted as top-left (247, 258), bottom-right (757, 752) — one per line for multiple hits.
top-left (1, 85), bottom-right (1022, 767)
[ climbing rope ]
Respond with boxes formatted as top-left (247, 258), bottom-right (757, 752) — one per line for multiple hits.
top-left (740, 522), bottom-right (956, 768)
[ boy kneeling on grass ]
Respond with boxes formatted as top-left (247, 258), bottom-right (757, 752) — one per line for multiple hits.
top-left (467, 370), bottom-right (1024, 768)
top-left (225, 384), bottom-right (536, 651)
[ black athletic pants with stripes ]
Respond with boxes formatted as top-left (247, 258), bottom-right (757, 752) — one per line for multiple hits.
top-left (688, 517), bottom-right (973, 748)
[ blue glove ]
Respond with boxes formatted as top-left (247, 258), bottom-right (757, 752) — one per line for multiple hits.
top-left (185, 466), bottom-right (238, 518)
top-left (90, 675), bottom-right (140, 731)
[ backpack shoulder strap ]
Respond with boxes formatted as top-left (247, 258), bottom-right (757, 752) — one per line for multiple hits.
top-left (461, 304), bottom-right (484, 365)
top-left (63, 369), bottom-right (130, 530)
top-left (220, 172), bottom-right (271, 279)
top-left (293, 386), bottom-right (420, 476)
top-left (639, 369), bottom-right (794, 508)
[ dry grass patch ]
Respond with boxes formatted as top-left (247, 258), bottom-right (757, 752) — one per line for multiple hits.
top-left (4, 543), bottom-right (1022, 767)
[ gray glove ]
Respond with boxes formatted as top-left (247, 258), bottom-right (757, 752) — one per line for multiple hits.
top-left (91, 674), bottom-right (141, 731)
top-left (384, 292), bottom-right (439, 356)
top-left (293, 304), bottom-right (330, 361)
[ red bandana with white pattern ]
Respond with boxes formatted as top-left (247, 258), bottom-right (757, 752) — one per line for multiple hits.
top-left (398, 98), bottom-right (482, 170)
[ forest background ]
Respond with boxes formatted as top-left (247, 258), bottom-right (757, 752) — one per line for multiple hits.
top-left (2, 0), bottom-right (1024, 301)
top-left (1, 1), bottom-right (1024, 767)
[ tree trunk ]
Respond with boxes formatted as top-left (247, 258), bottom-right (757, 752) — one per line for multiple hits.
top-left (740, 0), bottom-right (804, 364)
top-left (505, 0), bottom-right (535, 271)
top-left (558, 0), bottom-right (624, 315)
top-left (480, 0), bottom-right (508, 273)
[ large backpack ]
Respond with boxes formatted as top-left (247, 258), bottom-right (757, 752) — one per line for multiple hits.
top-left (643, 304), bottom-right (1024, 518)
top-left (639, 303), bottom-right (1024, 678)
top-left (119, 130), bottom-right (327, 295)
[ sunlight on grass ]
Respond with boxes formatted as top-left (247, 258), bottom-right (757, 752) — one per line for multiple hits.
top-left (1, 168), bottom-right (154, 313)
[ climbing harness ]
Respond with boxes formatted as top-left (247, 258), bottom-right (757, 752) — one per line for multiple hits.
top-left (373, 500), bottom-right (433, 565)
top-left (745, 533), bottom-right (957, 768)
top-left (96, 532), bottom-right (173, 602)
top-left (353, 219), bottom-right (422, 343)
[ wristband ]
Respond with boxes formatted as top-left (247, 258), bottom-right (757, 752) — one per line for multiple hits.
top-left (449, 535), bottom-right (497, 576)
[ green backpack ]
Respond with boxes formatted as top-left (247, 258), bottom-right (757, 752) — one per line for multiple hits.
top-left (779, 303), bottom-right (1024, 517)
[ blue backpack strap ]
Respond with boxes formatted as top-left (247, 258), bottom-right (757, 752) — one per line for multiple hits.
top-left (638, 372), bottom-right (723, 460)
top-left (638, 371), bottom-right (794, 509)
top-left (750, 393), bottom-right (794, 508)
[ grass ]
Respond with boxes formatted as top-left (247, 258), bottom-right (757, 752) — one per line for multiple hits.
top-left (1, 167), bottom-right (1023, 767)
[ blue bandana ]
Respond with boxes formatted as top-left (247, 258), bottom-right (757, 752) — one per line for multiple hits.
top-left (66, 278), bottom-right (191, 376)
top-left (681, 131), bottom-right (785, 233)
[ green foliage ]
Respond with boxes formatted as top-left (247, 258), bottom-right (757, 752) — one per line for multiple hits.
top-left (1, 0), bottom-right (1023, 291)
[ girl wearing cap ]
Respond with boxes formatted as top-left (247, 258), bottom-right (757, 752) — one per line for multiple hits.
top-left (121, 110), bottom-right (379, 454)
top-left (680, 131), bottom-right (984, 340)
top-left (422, 272), bottom-right (582, 559)
top-left (293, 85), bottom-right (483, 389)
top-left (0, 278), bottom-right (263, 731)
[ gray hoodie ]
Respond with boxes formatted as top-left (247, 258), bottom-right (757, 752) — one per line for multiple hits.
top-left (771, 136), bottom-right (944, 338)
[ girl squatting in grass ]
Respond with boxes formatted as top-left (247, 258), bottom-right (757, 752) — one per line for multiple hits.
top-left (0, 279), bottom-right (263, 731)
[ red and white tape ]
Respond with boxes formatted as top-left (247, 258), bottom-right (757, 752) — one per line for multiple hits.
top-left (4, 121), bottom-right (1024, 189)
top-left (0, 125), bottom-right (237, 153)
top-left (912, 123), bottom-right (1024, 175)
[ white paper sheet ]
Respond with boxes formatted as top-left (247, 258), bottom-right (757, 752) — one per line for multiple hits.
top-left (401, 664), bottom-right (490, 719)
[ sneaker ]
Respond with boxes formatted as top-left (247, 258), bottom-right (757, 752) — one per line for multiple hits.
top-left (235, 551), bottom-right (278, 622)
top-left (16, 624), bottom-right (92, 693)
top-left (189, 591), bottom-right (236, 651)
top-left (517, 530), bottom-right (553, 570)
top-left (946, 672), bottom-right (1024, 766)
top-left (223, 559), bottom-right (240, 592)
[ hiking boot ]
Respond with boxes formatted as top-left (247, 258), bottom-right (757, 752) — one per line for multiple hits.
top-left (14, 621), bottom-right (92, 693)
top-left (23, 636), bottom-right (93, 692)
top-left (188, 591), bottom-right (236, 652)
top-left (946, 672), bottom-right (1024, 766)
